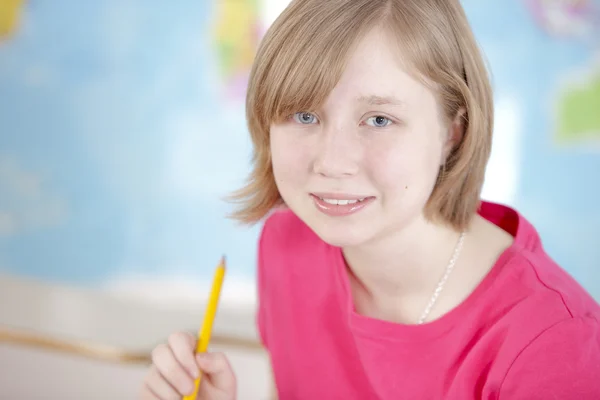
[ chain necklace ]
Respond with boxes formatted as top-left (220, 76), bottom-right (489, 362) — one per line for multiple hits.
top-left (417, 231), bottom-right (466, 325)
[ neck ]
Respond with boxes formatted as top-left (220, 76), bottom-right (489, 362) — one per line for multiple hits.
top-left (342, 215), bottom-right (463, 302)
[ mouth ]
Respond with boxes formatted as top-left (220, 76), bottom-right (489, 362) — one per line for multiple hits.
top-left (314, 196), bottom-right (368, 205)
top-left (309, 193), bottom-right (375, 216)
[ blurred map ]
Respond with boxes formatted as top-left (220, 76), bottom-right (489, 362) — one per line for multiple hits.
top-left (524, 0), bottom-right (600, 145)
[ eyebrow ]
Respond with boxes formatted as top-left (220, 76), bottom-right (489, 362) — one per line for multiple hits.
top-left (357, 95), bottom-right (406, 107)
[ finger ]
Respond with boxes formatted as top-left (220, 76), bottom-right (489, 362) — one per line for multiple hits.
top-left (196, 352), bottom-right (236, 391)
top-left (151, 344), bottom-right (195, 396)
top-left (168, 332), bottom-right (199, 379)
top-left (144, 365), bottom-right (180, 400)
top-left (138, 382), bottom-right (160, 400)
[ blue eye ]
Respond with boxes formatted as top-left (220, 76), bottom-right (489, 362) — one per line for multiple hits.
top-left (366, 116), bottom-right (392, 127)
top-left (293, 112), bottom-right (318, 124)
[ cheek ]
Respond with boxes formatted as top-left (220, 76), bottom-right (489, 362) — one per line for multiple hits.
top-left (270, 132), bottom-right (312, 188)
top-left (365, 134), bottom-right (443, 194)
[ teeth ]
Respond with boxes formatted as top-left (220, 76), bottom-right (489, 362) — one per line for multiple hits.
top-left (320, 198), bottom-right (365, 205)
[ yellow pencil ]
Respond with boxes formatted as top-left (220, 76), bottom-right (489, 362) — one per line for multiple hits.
top-left (183, 256), bottom-right (227, 400)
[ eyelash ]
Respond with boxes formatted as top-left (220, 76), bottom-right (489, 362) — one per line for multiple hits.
top-left (291, 112), bottom-right (395, 128)
top-left (292, 112), bottom-right (318, 125)
top-left (364, 116), bottom-right (393, 128)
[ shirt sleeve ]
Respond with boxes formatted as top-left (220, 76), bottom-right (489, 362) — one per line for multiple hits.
top-left (499, 316), bottom-right (600, 400)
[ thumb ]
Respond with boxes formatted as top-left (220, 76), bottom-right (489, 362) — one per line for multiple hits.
top-left (196, 352), bottom-right (236, 391)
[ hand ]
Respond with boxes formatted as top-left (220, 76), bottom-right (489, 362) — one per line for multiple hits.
top-left (139, 331), bottom-right (237, 400)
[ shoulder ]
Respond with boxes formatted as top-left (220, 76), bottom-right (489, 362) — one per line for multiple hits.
top-left (477, 202), bottom-right (600, 396)
top-left (499, 316), bottom-right (600, 399)
top-left (486, 236), bottom-right (600, 367)
top-left (503, 233), bottom-right (600, 323)
top-left (479, 201), bottom-right (599, 321)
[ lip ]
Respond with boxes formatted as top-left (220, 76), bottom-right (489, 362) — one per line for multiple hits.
top-left (310, 193), bottom-right (375, 217)
top-left (311, 192), bottom-right (371, 200)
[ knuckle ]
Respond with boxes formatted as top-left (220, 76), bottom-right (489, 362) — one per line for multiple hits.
top-left (169, 331), bottom-right (195, 349)
top-left (167, 331), bottom-right (184, 346)
top-left (174, 375), bottom-right (192, 393)
top-left (152, 357), bottom-right (187, 389)
top-left (212, 352), bottom-right (230, 368)
top-left (140, 380), bottom-right (155, 397)
top-left (144, 366), bottom-right (160, 387)
top-left (151, 347), bottom-right (180, 380)
top-left (168, 331), bottom-right (184, 342)
top-left (217, 352), bottom-right (229, 363)
top-left (151, 344), bottom-right (168, 364)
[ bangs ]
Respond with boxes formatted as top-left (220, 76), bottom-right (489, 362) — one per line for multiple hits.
top-left (250, 0), bottom-right (387, 125)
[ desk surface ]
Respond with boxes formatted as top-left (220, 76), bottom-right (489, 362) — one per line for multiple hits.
top-left (0, 273), bottom-right (261, 362)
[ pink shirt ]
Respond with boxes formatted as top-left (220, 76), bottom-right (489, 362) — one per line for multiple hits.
top-left (256, 201), bottom-right (600, 399)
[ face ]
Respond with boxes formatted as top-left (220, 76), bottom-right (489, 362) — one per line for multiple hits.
top-left (270, 27), bottom-right (456, 248)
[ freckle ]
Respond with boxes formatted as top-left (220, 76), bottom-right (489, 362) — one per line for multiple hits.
top-left (405, 185), bottom-right (408, 189)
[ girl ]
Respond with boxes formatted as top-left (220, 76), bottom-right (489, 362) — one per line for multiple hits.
top-left (140, 0), bottom-right (600, 399)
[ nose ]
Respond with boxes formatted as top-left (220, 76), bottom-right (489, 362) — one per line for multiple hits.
top-left (312, 125), bottom-right (359, 178)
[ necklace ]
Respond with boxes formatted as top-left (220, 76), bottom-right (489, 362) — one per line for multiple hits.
top-left (417, 231), bottom-right (466, 325)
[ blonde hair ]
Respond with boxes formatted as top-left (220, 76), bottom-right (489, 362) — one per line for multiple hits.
top-left (229, 0), bottom-right (493, 231)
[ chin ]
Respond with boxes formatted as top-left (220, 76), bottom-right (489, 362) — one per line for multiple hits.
top-left (316, 233), bottom-right (365, 248)
top-left (284, 197), bottom-right (378, 247)
top-left (303, 213), bottom-right (372, 248)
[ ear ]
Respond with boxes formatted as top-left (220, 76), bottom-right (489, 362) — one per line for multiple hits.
top-left (442, 107), bottom-right (466, 163)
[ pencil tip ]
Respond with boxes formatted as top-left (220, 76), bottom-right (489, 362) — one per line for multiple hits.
top-left (221, 255), bottom-right (226, 267)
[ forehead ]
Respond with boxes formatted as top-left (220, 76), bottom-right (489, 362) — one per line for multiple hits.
top-left (326, 27), bottom-right (434, 108)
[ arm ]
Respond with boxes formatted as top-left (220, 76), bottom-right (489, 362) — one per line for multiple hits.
top-left (499, 316), bottom-right (600, 400)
